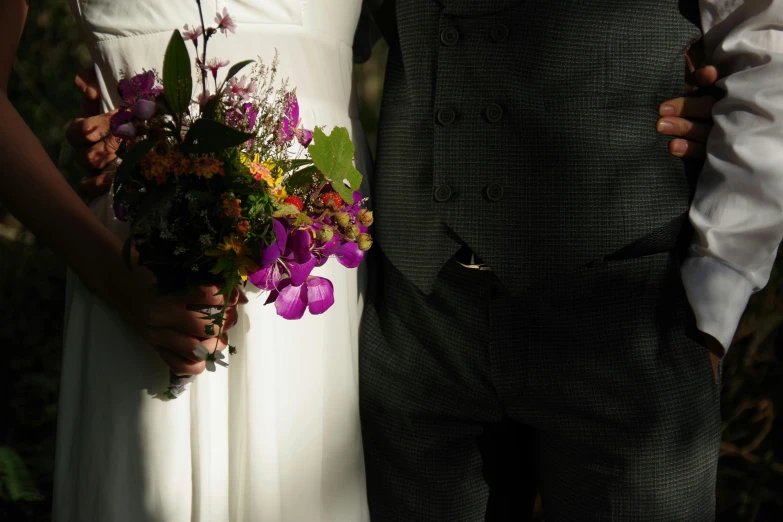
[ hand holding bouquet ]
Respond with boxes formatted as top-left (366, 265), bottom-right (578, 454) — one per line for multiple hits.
top-left (109, 1), bottom-right (372, 398)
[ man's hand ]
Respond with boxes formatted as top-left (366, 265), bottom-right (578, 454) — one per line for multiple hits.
top-left (656, 65), bottom-right (719, 158)
top-left (66, 67), bottom-right (122, 200)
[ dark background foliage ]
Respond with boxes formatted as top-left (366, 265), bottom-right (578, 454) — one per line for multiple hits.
top-left (1, 1), bottom-right (781, 520)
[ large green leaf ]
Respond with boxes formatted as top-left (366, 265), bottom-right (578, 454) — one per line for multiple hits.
top-left (184, 119), bottom-right (255, 154)
top-left (162, 30), bottom-right (193, 116)
top-left (307, 127), bottom-right (362, 204)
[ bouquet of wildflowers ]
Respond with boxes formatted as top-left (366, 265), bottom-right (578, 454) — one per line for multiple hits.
top-left (109, 2), bottom-right (372, 398)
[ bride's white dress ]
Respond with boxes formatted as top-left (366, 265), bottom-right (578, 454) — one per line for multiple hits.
top-left (55, 1), bottom-right (370, 521)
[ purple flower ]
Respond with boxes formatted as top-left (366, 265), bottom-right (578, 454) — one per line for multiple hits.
top-left (131, 99), bottom-right (157, 120)
top-left (278, 92), bottom-right (299, 143)
top-left (215, 7), bottom-right (237, 36)
top-left (118, 71), bottom-right (162, 105)
top-left (265, 277), bottom-right (335, 319)
top-left (110, 111), bottom-right (136, 139)
top-left (335, 240), bottom-right (364, 268)
top-left (296, 128), bottom-right (313, 147)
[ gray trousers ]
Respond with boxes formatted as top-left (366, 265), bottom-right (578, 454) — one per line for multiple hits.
top-left (359, 250), bottom-right (722, 521)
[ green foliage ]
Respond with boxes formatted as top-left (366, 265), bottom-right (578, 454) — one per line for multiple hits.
top-left (0, 447), bottom-right (44, 502)
top-left (308, 127), bottom-right (363, 204)
top-left (162, 30), bottom-right (193, 117)
top-left (184, 119), bottom-right (255, 154)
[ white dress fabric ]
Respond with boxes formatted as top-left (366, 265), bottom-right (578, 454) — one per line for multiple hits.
top-left (55, 1), bottom-right (371, 521)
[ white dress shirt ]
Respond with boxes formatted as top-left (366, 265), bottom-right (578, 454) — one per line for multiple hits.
top-left (682, 0), bottom-right (783, 353)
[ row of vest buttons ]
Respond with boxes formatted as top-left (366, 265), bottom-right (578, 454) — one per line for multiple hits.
top-left (440, 24), bottom-right (509, 46)
top-left (437, 105), bottom-right (503, 125)
top-left (433, 184), bottom-right (504, 202)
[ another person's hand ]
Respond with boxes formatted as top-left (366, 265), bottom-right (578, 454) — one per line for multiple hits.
top-left (656, 65), bottom-right (719, 158)
top-left (66, 67), bottom-right (121, 200)
top-left (704, 332), bottom-right (724, 385)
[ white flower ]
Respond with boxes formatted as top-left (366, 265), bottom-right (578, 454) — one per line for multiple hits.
top-left (192, 343), bottom-right (229, 372)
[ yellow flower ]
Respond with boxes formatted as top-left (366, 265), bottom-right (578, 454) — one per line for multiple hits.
top-left (205, 234), bottom-right (258, 282)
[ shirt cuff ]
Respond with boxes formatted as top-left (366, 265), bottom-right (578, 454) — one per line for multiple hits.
top-left (680, 256), bottom-right (754, 354)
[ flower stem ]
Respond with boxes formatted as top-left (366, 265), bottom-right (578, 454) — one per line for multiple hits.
top-left (196, 0), bottom-right (209, 99)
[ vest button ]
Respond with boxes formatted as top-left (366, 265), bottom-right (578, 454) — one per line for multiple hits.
top-left (434, 184), bottom-right (453, 202)
top-left (485, 104), bottom-right (503, 123)
top-left (437, 108), bottom-right (456, 126)
top-left (485, 183), bottom-right (504, 201)
top-left (440, 27), bottom-right (460, 46)
top-left (490, 24), bottom-right (509, 42)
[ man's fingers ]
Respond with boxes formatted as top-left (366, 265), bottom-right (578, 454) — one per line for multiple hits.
top-left (656, 117), bottom-right (712, 144)
top-left (78, 172), bottom-right (114, 199)
top-left (152, 307), bottom-right (226, 339)
top-left (75, 67), bottom-right (101, 101)
top-left (668, 138), bottom-right (706, 159)
top-left (238, 289), bottom-right (249, 304)
top-left (659, 96), bottom-right (715, 120)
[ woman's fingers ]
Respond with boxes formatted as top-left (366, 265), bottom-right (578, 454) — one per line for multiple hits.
top-left (656, 117), bottom-right (712, 144)
top-left (667, 138), bottom-right (706, 159)
top-left (659, 95), bottom-right (715, 120)
top-left (147, 327), bottom-right (229, 363)
top-left (152, 346), bottom-right (207, 376)
top-left (693, 65), bottom-right (718, 88)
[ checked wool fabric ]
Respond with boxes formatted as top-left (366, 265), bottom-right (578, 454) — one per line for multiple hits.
top-left (360, 0), bottom-right (721, 520)
top-left (360, 252), bottom-right (722, 521)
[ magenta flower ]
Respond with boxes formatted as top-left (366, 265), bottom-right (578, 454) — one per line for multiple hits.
top-left (182, 24), bottom-right (203, 46)
top-left (265, 277), bottom-right (335, 319)
top-left (215, 7), bottom-right (237, 36)
top-left (277, 93), bottom-right (313, 146)
top-left (202, 58), bottom-right (230, 80)
top-left (118, 71), bottom-right (162, 105)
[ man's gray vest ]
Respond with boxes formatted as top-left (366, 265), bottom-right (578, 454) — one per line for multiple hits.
top-left (371, 0), bottom-right (703, 294)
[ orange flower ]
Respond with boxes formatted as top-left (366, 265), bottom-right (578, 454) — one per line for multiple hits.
top-left (221, 193), bottom-right (242, 219)
top-left (191, 157), bottom-right (225, 179)
top-left (236, 220), bottom-right (250, 236)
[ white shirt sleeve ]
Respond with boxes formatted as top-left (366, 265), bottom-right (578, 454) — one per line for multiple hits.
top-left (682, 0), bottom-right (783, 352)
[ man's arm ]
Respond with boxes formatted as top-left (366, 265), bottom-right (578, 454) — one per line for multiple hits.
top-left (683, 0), bottom-right (783, 353)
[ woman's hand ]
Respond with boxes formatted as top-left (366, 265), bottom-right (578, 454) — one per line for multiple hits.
top-left (66, 67), bottom-right (120, 200)
top-left (657, 65), bottom-right (719, 158)
top-left (96, 253), bottom-right (249, 376)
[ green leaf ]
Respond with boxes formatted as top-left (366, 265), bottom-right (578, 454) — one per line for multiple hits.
top-left (115, 139), bottom-right (154, 186)
top-left (201, 94), bottom-right (221, 120)
top-left (162, 30), bottom-right (193, 116)
top-left (308, 127), bottom-right (362, 204)
top-left (285, 165), bottom-right (323, 191)
top-left (293, 213), bottom-right (313, 226)
top-left (221, 59), bottom-right (254, 87)
top-left (272, 204), bottom-right (300, 218)
top-left (0, 446), bottom-right (44, 502)
top-left (184, 119), bottom-right (255, 154)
